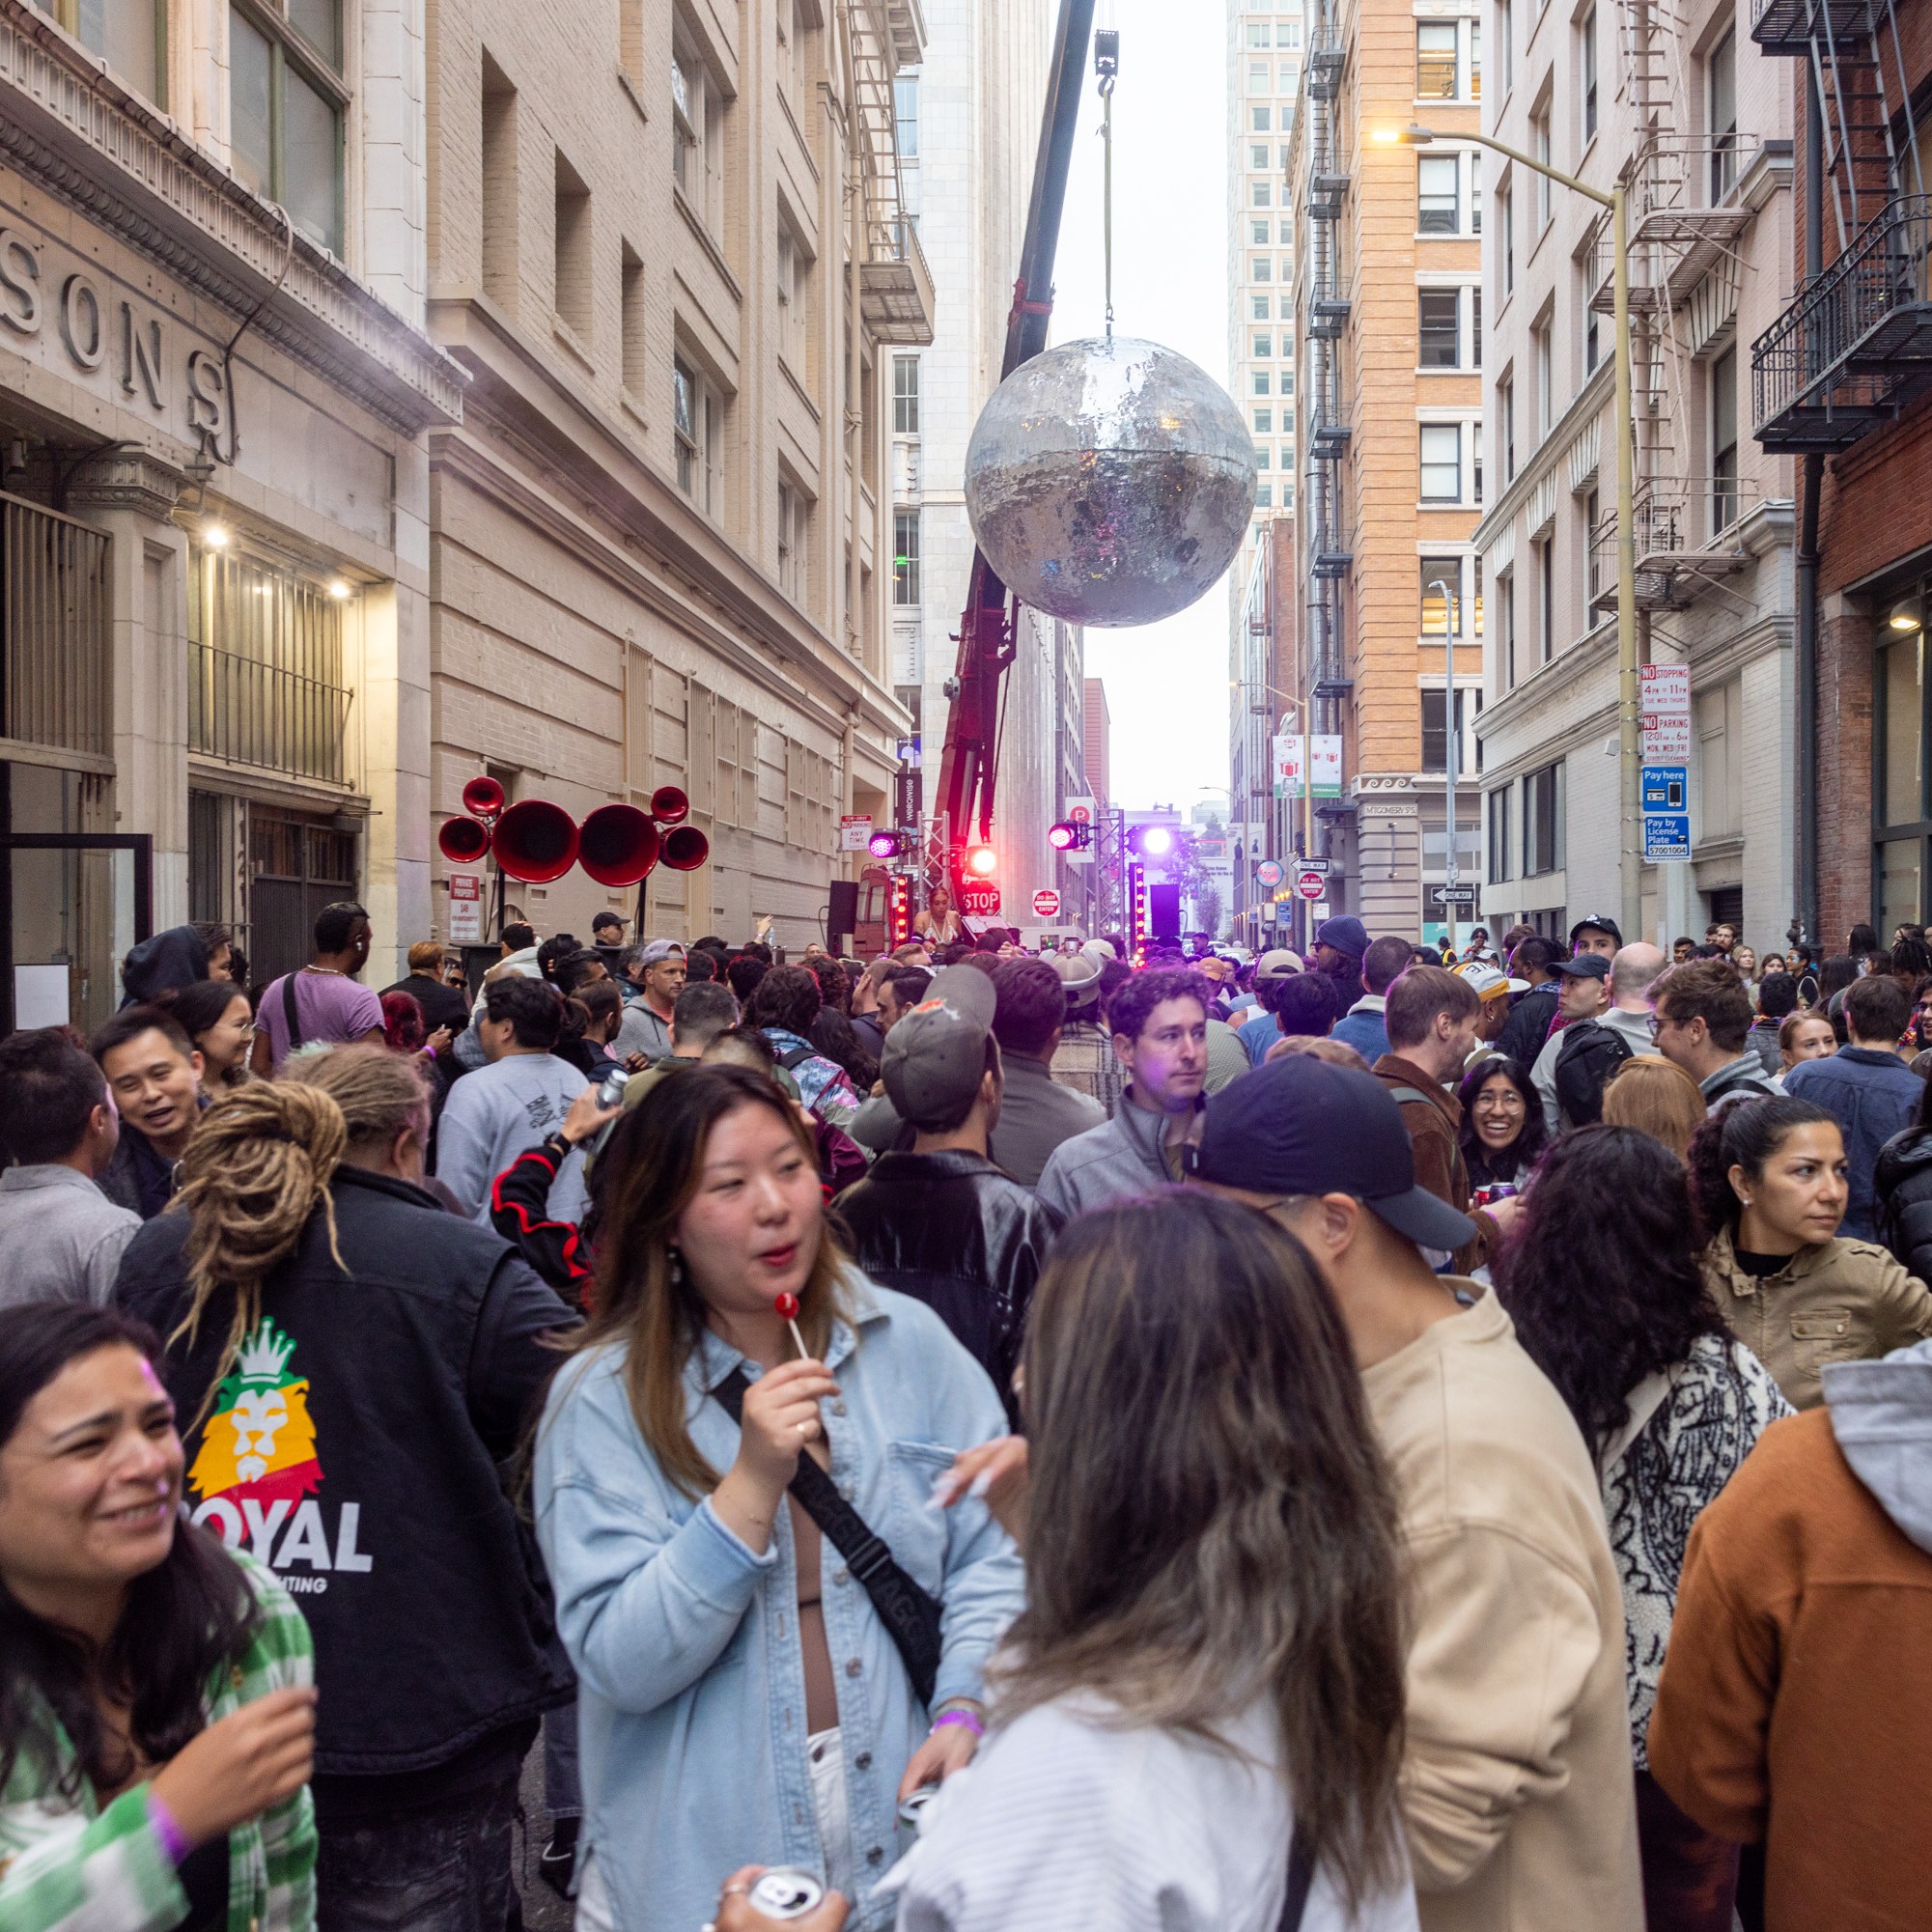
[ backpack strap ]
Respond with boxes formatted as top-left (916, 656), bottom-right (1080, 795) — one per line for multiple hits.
top-left (1384, 1085), bottom-right (1434, 1107)
top-left (280, 972), bottom-right (304, 1053)
top-left (779, 1044), bottom-right (817, 1072)
top-left (1276, 1824), bottom-right (1315, 1932)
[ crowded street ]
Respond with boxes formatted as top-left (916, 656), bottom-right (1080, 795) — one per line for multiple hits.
top-left (4, 1), bottom-right (1932, 1930)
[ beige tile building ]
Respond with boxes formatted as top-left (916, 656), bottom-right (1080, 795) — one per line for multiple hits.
top-left (1471, 0), bottom-right (1795, 953)
top-left (1287, 0), bottom-right (1487, 948)
top-left (0, 0), bottom-right (457, 1022)
top-left (423, 0), bottom-right (931, 954)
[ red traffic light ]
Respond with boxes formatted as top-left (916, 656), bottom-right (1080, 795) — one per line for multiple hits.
top-left (965, 844), bottom-right (998, 879)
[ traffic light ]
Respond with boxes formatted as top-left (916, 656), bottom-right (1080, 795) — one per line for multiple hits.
top-left (1048, 819), bottom-right (1093, 852)
top-left (1127, 823), bottom-right (1175, 858)
top-left (868, 828), bottom-right (906, 859)
top-left (964, 844), bottom-right (998, 879)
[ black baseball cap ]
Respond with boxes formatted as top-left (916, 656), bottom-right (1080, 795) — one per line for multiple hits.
top-left (1191, 1055), bottom-right (1476, 1251)
top-left (1551, 953), bottom-right (1611, 981)
top-left (1570, 914), bottom-right (1622, 947)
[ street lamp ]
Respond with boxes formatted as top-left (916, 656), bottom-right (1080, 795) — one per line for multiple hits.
top-left (1235, 677), bottom-right (1316, 949)
top-left (1428, 574), bottom-right (1462, 958)
top-left (1373, 122), bottom-right (1638, 947)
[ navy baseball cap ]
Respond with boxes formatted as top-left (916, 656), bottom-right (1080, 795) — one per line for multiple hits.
top-left (1314, 914), bottom-right (1371, 959)
top-left (1191, 1055), bottom-right (1476, 1251)
top-left (1551, 953), bottom-right (1611, 980)
top-left (1570, 914), bottom-right (1623, 947)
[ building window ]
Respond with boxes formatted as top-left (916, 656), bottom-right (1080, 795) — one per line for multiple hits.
top-left (621, 241), bottom-right (647, 394)
top-left (1420, 424), bottom-right (1463, 502)
top-left (1712, 345), bottom-right (1739, 530)
top-left (1418, 289), bottom-right (1461, 367)
top-left (1534, 320), bottom-right (1553, 436)
top-left (1470, 21), bottom-right (1481, 98)
top-left (1584, 486), bottom-right (1602, 604)
top-left (1251, 257), bottom-right (1273, 282)
top-left (1248, 59), bottom-right (1270, 92)
top-left (1498, 0), bottom-right (1512, 91)
top-left (1252, 104), bottom-right (1272, 131)
top-left (1418, 154), bottom-right (1460, 233)
top-left (672, 31), bottom-right (724, 231)
top-left (674, 356), bottom-right (718, 513)
top-left (1500, 377), bottom-right (1516, 481)
top-left (1252, 294), bottom-right (1271, 320)
top-left (777, 480), bottom-right (809, 602)
top-left (1252, 371), bottom-right (1272, 396)
top-left (1473, 288), bottom-right (1483, 363)
top-left (893, 355), bottom-right (920, 435)
top-left (1709, 28), bottom-right (1737, 202)
top-left (1537, 537), bottom-right (1554, 663)
top-left (776, 211), bottom-right (810, 374)
top-left (480, 53), bottom-right (518, 308)
top-left (1248, 20), bottom-right (1273, 46)
top-left (1500, 184), bottom-right (1514, 290)
top-left (553, 150), bottom-right (592, 339)
top-left (1581, 7), bottom-right (1598, 142)
top-left (1525, 762), bottom-right (1563, 875)
top-left (1253, 332), bottom-right (1274, 358)
top-left (1470, 151), bottom-right (1482, 234)
top-left (1256, 483), bottom-right (1274, 508)
top-left (1417, 21), bottom-right (1458, 97)
top-left (228, 0), bottom-right (346, 252)
top-left (1420, 559), bottom-right (1463, 633)
top-left (1532, 109), bottom-right (1552, 228)
top-left (1254, 445), bottom-right (1271, 470)
top-left (37, 0), bottom-right (166, 103)
top-left (1488, 785), bottom-right (1514, 882)
top-left (894, 73), bottom-right (918, 155)
top-left (893, 509), bottom-right (920, 604)
top-left (1251, 218), bottom-right (1271, 243)
top-left (1253, 407), bottom-right (1274, 434)
top-left (1420, 689), bottom-right (1476, 772)
top-left (1499, 568), bottom-right (1517, 686)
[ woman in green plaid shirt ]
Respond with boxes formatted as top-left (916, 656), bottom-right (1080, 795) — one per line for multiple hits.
top-left (0, 1303), bottom-right (316, 1932)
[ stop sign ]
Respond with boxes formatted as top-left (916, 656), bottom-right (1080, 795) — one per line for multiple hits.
top-left (1032, 888), bottom-right (1061, 920)
top-left (959, 880), bottom-right (1001, 917)
top-left (1296, 869), bottom-right (1327, 902)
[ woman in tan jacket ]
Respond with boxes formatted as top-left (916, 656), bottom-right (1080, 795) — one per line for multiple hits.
top-left (1687, 1095), bottom-right (1932, 1410)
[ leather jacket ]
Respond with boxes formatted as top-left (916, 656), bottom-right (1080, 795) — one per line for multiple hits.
top-left (832, 1149), bottom-right (1062, 1425)
top-left (1876, 1125), bottom-right (1932, 1285)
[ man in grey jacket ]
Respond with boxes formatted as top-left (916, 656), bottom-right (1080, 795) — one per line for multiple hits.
top-left (1650, 958), bottom-right (1784, 1114)
top-left (0, 1030), bottom-right (141, 1305)
top-left (988, 957), bottom-right (1104, 1187)
top-left (1036, 967), bottom-right (1211, 1219)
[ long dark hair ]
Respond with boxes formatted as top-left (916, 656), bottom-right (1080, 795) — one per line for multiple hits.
top-left (808, 1006), bottom-right (878, 1089)
top-left (1685, 1095), bottom-right (1837, 1241)
top-left (1493, 1126), bottom-right (1728, 1445)
top-left (996, 1192), bottom-right (1406, 1908)
top-left (1455, 1055), bottom-right (1546, 1185)
top-left (0, 1303), bottom-right (261, 1799)
top-left (560, 1066), bottom-right (849, 1498)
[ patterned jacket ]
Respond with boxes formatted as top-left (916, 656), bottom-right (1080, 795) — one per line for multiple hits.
top-left (0, 1551), bottom-right (316, 1932)
top-left (1598, 1333), bottom-right (1791, 1767)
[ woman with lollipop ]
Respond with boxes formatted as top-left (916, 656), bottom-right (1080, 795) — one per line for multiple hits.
top-left (532, 1064), bottom-right (1022, 1932)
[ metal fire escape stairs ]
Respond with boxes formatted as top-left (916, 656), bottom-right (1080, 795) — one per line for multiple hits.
top-left (1585, 0), bottom-right (1764, 612)
top-left (1302, 0), bottom-right (1354, 786)
top-left (1749, 0), bottom-right (1931, 451)
top-left (842, 0), bottom-right (937, 346)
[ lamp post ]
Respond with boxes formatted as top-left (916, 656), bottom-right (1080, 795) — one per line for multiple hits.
top-left (1235, 678), bottom-right (1317, 950)
top-left (1374, 124), bottom-right (1638, 948)
top-left (1428, 575), bottom-right (1460, 958)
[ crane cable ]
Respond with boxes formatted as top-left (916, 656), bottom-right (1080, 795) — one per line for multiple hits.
top-left (1097, 36), bottom-right (1117, 339)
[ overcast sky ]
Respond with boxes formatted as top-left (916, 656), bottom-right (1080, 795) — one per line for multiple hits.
top-left (1048, 2), bottom-right (1232, 813)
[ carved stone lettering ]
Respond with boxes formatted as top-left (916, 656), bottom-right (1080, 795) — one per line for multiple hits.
top-left (59, 272), bottom-right (103, 370)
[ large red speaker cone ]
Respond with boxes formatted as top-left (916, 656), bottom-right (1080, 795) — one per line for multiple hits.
top-left (660, 825), bottom-right (710, 871)
top-left (462, 775), bottom-right (506, 819)
top-left (437, 817), bottom-right (492, 865)
top-left (650, 785), bottom-right (690, 826)
top-left (492, 799), bottom-right (580, 882)
top-left (578, 804), bottom-right (661, 886)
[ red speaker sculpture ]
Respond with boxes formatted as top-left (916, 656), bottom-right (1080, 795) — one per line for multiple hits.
top-left (649, 785), bottom-right (690, 826)
top-left (491, 799), bottom-right (579, 883)
top-left (461, 775), bottom-right (506, 819)
top-left (437, 816), bottom-right (491, 864)
top-left (578, 803), bottom-right (660, 887)
top-left (660, 825), bottom-right (711, 871)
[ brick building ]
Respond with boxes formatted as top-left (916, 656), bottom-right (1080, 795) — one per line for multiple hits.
top-left (1750, 0), bottom-right (1932, 946)
top-left (1287, 0), bottom-right (1485, 947)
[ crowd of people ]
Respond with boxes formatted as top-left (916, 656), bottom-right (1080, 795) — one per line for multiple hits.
top-left (2, 896), bottom-right (1930, 1932)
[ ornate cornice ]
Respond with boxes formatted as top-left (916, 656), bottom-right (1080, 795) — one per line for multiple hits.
top-left (0, 3), bottom-right (464, 435)
top-left (63, 448), bottom-right (184, 518)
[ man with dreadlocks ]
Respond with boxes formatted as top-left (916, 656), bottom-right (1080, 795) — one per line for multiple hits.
top-left (113, 1050), bottom-right (576, 1932)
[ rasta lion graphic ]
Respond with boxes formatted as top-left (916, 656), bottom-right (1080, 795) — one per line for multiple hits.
top-left (187, 1317), bottom-right (322, 1510)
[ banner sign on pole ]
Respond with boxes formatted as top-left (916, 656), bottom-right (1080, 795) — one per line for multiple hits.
top-left (1273, 736), bottom-right (1304, 800)
top-left (1310, 735), bottom-right (1344, 798)
top-left (448, 873), bottom-right (484, 944)
top-left (839, 815), bottom-right (874, 853)
top-left (1638, 664), bottom-right (1693, 761)
top-left (1643, 814), bottom-right (1692, 861)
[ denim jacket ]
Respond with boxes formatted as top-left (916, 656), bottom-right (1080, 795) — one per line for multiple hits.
top-left (532, 1269), bottom-right (1023, 1932)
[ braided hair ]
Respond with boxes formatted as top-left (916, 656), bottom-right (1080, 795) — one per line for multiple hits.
top-left (171, 1080), bottom-right (348, 1414)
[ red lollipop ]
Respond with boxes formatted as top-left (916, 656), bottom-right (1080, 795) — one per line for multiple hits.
top-left (774, 1293), bottom-right (806, 1359)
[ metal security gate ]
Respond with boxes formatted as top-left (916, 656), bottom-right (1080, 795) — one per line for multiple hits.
top-left (2, 491), bottom-right (111, 759)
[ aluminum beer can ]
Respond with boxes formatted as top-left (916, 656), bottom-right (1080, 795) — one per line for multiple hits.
top-left (747, 1869), bottom-right (826, 1919)
top-left (897, 1783), bottom-right (939, 1828)
top-left (1471, 1182), bottom-right (1519, 1208)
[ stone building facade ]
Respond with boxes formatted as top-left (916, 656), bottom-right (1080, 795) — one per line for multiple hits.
top-left (0, 0), bottom-right (456, 1024)
top-left (424, 0), bottom-right (931, 955)
top-left (1471, 0), bottom-right (1797, 955)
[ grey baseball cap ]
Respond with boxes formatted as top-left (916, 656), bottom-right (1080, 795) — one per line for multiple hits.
top-left (636, 938), bottom-right (686, 966)
top-left (881, 968), bottom-right (998, 1128)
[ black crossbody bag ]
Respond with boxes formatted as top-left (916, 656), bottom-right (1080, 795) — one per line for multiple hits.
top-left (714, 1367), bottom-right (943, 1706)
top-left (1276, 1827), bottom-right (1314, 1931)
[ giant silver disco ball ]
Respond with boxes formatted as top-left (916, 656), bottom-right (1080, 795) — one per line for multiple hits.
top-left (963, 335), bottom-right (1257, 628)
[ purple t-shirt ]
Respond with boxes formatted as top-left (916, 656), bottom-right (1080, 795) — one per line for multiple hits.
top-left (258, 970), bottom-right (385, 1070)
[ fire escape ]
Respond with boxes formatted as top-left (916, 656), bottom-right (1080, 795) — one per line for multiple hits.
top-left (1750, 0), bottom-right (1928, 452)
top-left (1584, 0), bottom-right (1773, 613)
top-left (1302, 0), bottom-right (1355, 814)
top-left (843, 0), bottom-right (937, 346)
